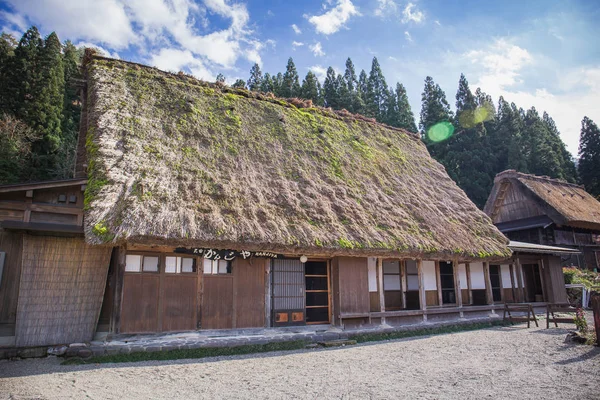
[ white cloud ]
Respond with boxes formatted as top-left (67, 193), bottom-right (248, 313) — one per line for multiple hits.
top-left (404, 31), bottom-right (413, 42)
top-left (465, 39), bottom-right (532, 90)
top-left (4, 0), bottom-right (136, 48)
top-left (309, 65), bottom-right (328, 82)
top-left (435, 20), bottom-right (441, 26)
top-left (149, 48), bottom-right (213, 80)
top-left (74, 41), bottom-right (121, 59)
top-left (464, 38), bottom-right (599, 155)
top-left (292, 41), bottom-right (304, 49)
top-left (307, 0), bottom-right (361, 35)
top-left (2, 0), bottom-right (265, 71)
top-left (291, 24), bottom-right (302, 34)
top-left (402, 3), bottom-right (424, 24)
top-left (309, 41), bottom-right (325, 57)
top-left (375, 0), bottom-right (397, 17)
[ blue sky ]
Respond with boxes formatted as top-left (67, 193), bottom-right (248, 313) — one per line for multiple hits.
top-left (1, 0), bottom-right (599, 155)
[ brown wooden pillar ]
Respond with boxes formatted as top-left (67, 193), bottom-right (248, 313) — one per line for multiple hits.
top-left (466, 263), bottom-right (473, 305)
top-left (417, 259), bottom-right (427, 322)
top-left (453, 258), bottom-right (463, 317)
top-left (400, 260), bottom-right (407, 309)
top-left (483, 261), bottom-right (493, 306)
top-left (515, 257), bottom-right (526, 302)
top-left (109, 245), bottom-right (126, 334)
top-left (435, 261), bottom-right (443, 306)
top-left (377, 258), bottom-right (386, 324)
top-left (508, 263), bottom-right (516, 303)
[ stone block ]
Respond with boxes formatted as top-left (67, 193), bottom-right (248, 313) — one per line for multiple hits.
top-left (19, 347), bottom-right (47, 359)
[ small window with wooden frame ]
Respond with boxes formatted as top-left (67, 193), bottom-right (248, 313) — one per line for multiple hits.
top-left (382, 260), bottom-right (403, 310)
top-left (125, 254), bottom-right (160, 273)
top-left (203, 259), bottom-right (232, 275)
top-left (404, 259), bottom-right (420, 310)
top-left (165, 256), bottom-right (197, 274)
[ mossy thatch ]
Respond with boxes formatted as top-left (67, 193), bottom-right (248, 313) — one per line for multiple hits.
top-left (82, 55), bottom-right (510, 261)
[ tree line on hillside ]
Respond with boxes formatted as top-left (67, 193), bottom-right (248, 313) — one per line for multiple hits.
top-left (0, 27), bottom-right (82, 184)
top-left (226, 59), bottom-right (599, 206)
top-left (222, 57), bottom-right (418, 133)
top-left (0, 25), bottom-right (598, 206)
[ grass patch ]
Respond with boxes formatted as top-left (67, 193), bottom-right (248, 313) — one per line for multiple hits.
top-left (62, 340), bottom-right (308, 365)
top-left (349, 321), bottom-right (505, 344)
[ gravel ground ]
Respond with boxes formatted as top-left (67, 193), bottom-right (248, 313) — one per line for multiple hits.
top-left (1, 325), bottom-right (599, 400)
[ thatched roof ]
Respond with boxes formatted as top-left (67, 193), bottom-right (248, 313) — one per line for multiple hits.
top-left (82, 56), bottom-right (510, 261)
top-left (485, 170), bottom-right (600, 230)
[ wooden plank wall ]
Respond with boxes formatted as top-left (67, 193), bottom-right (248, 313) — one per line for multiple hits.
top-left (234, 258), bottom-right (266, 329)
top-left (120, 274), bottom-right (160, 333)
top-left (543, 255), bottom-right (568, 303)
top-left (336, 257), bottom-right (369, 314)
top-left (15, 236), bottom-right (111, 347)
top-left (202, 276), bottom-right (234, 329)
top-left (0, 231), bottom-right (23, 328)
top-left (494, 182), bottom-right (544, 223)
top-left (0, 185), bottom-right (85, 227)
top-left (161, 275), bottom-right (197, 331)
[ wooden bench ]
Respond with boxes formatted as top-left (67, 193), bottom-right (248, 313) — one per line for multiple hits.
top-left (503, 303), bottom-right (538, 328)
top-left (546, 303), bottom-right (576, 329)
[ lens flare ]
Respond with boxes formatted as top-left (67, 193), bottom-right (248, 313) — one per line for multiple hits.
top-left (427, 121), bottom-right (455, 142)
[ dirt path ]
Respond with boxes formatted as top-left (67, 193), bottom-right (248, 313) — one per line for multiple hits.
top-left (1, 325), bottom-right (599, 399)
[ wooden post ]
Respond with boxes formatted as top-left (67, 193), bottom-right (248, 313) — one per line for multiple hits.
top-left (400, 260), bottom-right (407, 309)
top-left (515, 257), bottom-right (526, 302)
top-left (508, 263), bottom-right (516, 303)
top-left (466, 263), bottom-right (473, 305)
top-left (497, 265), bottom-right (504, 303)
top-left (453, 259), bottom-right (463, 317)
top-left (197, 255), bottom-right (203, 329)
top-left (538, 258), bottom-right (548, 303)
top-left (110, 245), bottom-right (126, 334)
top-left (483, 261), bottom-right (493, 305)
top-left (591, 295), bottom-right (600, 346)
top-left (377, 258), bottom-right (386, 324)
top-left (417, 259), bottom-right (427, 322)
top-left (435, 261), bottom-right (443, 306)
top-left (264, 259), bottom-right (271, 328)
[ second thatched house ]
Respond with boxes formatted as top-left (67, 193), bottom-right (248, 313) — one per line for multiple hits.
top-left (0, 54), bottom-right (529, 348)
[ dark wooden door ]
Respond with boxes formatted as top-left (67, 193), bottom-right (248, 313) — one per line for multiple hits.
top-left (161, 275), bottom-right (198, 331)
top-left (121, 274), bottom-right (160, 333)
top-left (202, 276), bottom-right (234, 329)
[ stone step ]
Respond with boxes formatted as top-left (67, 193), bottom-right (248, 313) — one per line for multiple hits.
top-left (318, 339), bottom-right (357, 348)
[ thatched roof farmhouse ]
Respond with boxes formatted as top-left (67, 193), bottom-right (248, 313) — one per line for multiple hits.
top-left (81, 56), bottom-right (509, 261)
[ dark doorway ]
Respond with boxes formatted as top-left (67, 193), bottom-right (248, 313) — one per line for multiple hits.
top-left (522, 263), bottom-right (543, 302)
top-left (305, 261), bottom-right (330, 324)
top-left (439, 261), bottom-right (456, 304)
top-left (489, 265), bottom-right (502, 302)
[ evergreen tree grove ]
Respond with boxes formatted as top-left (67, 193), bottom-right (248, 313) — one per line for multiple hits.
top-left (578, 116), bottom-right (600, 198)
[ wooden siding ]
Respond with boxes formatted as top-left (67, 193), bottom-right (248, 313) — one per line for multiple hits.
top-left (15, 236), bottom-right (111, 347)
top-left (161, 275), bottom-right (198, 331)
top-left (0, 231), bottom-right (23, 325)
top-left (494, 182), bottom-right (544, 224)
top-left (121, 274), bottom-right (160, 333)
top-left (543, 255), bottom-right (568, 303)
top-left (234, 258), bottom-right (266, 329)
top-left (336, 257), bottom-right (369, 315)
top-left (0, 183), bottom-right (85, 228)
top-left (202, 276), bottom-right (234, 329)
top-left (425, 290), bottom-right (439, 306)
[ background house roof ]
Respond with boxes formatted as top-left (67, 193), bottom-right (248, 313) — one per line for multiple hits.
top-left (82, 55), bottom-right (509, 261)
top-left (485, 170), bottom-right (600, 230)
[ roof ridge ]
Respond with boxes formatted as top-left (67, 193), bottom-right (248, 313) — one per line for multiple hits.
top-left (85, 52), bottom-right (421, 140)
top-left (495, 169), bottom-right (585, 189)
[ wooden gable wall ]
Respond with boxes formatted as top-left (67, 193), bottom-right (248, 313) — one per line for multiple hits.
top-left (493, 181), bottom-right (545, 224)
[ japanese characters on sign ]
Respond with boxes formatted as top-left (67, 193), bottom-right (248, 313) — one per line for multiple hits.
top-left (174, 248), bottom-right (283, 260)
